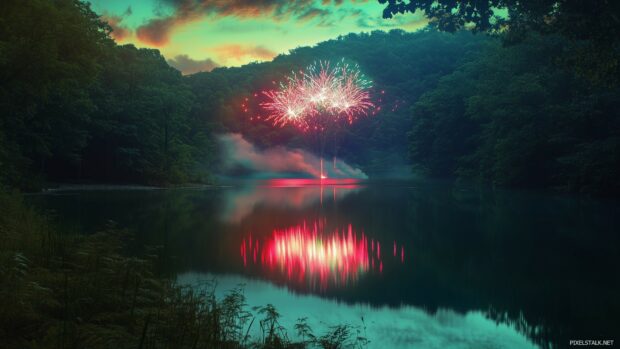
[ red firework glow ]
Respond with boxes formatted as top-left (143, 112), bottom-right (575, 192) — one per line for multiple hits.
top-left (259, 60), bottom-right (375, 130)
top-left (240, 221), bottom-right (405, 290)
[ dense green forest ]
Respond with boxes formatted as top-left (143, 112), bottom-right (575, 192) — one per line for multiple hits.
top-left (1, 0), bottom-right (619, 347)
top-left (1, 0), bottom-right (619, 194)
top-left (410, 34), bottom-right (620, 194)
top-left (0, 0), bottom-right (214, 190)
top-left (187, 29), bottom-right (489, 177)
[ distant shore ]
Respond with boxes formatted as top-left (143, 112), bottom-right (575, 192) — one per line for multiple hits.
top-left (41, 183), bottom-right (219, 192)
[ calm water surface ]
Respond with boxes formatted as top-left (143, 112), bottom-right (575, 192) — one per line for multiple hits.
top-left (29, 180), bottom-right (620, 348)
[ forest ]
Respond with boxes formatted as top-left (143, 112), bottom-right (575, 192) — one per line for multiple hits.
top-left (2, 1), bottom-right (620, 348)
top-left (1, 0), bottom-right (214, 189)
top-left (2, 0), bottom-right (618, 195)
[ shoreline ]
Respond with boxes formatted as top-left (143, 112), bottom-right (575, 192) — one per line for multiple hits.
top-left (41, 183), bottom-right (220, 192)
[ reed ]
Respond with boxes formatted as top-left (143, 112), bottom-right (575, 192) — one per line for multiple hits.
top-left (0, 191), bottom-right (368, 349)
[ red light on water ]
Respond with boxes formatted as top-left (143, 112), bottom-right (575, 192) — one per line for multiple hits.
top-left (241, 220), bottom-right (405, 290)
top-left (263, 178), bottom-right (361, 187)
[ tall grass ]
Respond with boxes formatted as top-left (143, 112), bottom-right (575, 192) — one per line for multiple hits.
top-left (0, 191), bottom-right (369, 349)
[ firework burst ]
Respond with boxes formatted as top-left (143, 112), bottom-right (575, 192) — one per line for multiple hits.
top-left (260, 60), bottom-right (374, 130)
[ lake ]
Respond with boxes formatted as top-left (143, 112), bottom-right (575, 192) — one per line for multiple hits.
top-left (29, 179), bottom-right (620, 348)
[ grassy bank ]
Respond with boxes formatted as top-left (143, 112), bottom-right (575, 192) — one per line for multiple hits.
top-left (0, 191), bottom-right (368, 349)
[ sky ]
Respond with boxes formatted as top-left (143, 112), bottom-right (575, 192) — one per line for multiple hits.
top-left (90, 0), bottom-right (428, 74)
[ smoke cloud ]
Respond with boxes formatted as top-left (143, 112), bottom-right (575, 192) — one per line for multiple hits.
top-left (218, 133), bottom-right (367, 179)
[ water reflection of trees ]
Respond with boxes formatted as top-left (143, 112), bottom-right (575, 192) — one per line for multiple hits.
top-left (402, 181), bottom-right (620, 348)
top-left (34, 182), bottom-right (620, 348)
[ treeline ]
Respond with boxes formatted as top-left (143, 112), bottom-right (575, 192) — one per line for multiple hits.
top-left (187, 29), bottom-right (489, 177)
top-left (409, 34), bottom-right (620, 195)
top-left (186, 27), bottom-right (619, 195)
top-left (190, 32), bottom-right (619, 195)
top-left (1, 0), bottom-right (618, 195)
top-left (0, 0), bottom-right (215, 190)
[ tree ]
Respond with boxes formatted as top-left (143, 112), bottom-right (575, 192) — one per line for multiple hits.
top-left (0, 1), bottom-right (215, 188)
top-left (0, 0), bottom-right (110, 188)
top-left (378, 0), bottom-right (620, 84)
top-left (409, 34), bottom-right (620, 195)
top-left (186, 30), bottom-right (489, 177)
top-left (378, 0), bottom-right (620, 42)
top-left (84, 44), bottom-right (212, 184)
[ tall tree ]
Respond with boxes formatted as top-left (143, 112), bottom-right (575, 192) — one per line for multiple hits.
top-left (409, 34), bottom-right (620, 195)
top-left (378, 0), bottom-right (620, 84)
top-left (0, 0), bottom-right (110, 188)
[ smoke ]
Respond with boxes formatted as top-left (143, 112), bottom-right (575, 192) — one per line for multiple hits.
top-left (217, 133), bottom-right (367, 179)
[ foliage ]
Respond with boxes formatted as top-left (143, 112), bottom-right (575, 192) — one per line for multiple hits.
top-left (0, 191), bottom-right (369, 348)
top-left (377, 0), bottom-right (620, 85)
top-left (0, 0), bottom-right (215, 189)
top-left (377, 0), bottom-right (620, 43)
top-left (0, 0), bottom-right (107, 189)
top-left (83, 44), bottom-right (214, 184)
top-left (187, 29), bottom-right (488, 176)
top-left (409, 33), bottom-right (620, 195)
top-left (1, 0), bottom-right (618, 196)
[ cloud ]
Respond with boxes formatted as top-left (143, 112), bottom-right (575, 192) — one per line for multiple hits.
top-left (298, 8), bottom-right (332, 22)
top-left (167, 54), bottom-right (220, 75)
top-left (131, 0), bottom-right (420, 48)
top-left (356, 10), bottom-right (428, 30)
top-left (322, 0), bottom-right (346, 5)
top-left (136, 17), bottom-right (178, 46)
top-left (171, 0), bottom-right (316, 19)
top-left (104, 16), bottom-right (131, 41)
top-left (164, 0), bottom-right (280, 18)
top-left (211, 44), bottom-right (277, 63)
top-left (135, 0), bottom-right (328, 47)
top-left (102, 7), bottom-right (133, 42)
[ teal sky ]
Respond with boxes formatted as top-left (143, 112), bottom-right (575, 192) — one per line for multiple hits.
top-left (90, 0), bottom-right (427, 74)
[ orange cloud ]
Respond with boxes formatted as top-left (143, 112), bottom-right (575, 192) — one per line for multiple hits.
top-left (136, 17), bottom-right (179, 46)
top-left (211, 44), bottom-right (277, 62)
top-left (135, 0), bottom-right (321, 47)
top-left (104, 15), bottom-right (131, 41)
top-left (102, 7), bottom-right (133, 42)
top-left (167, 54), bottom-right (219, 75)
top-left (298, 8), bottom-right (331, 22)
